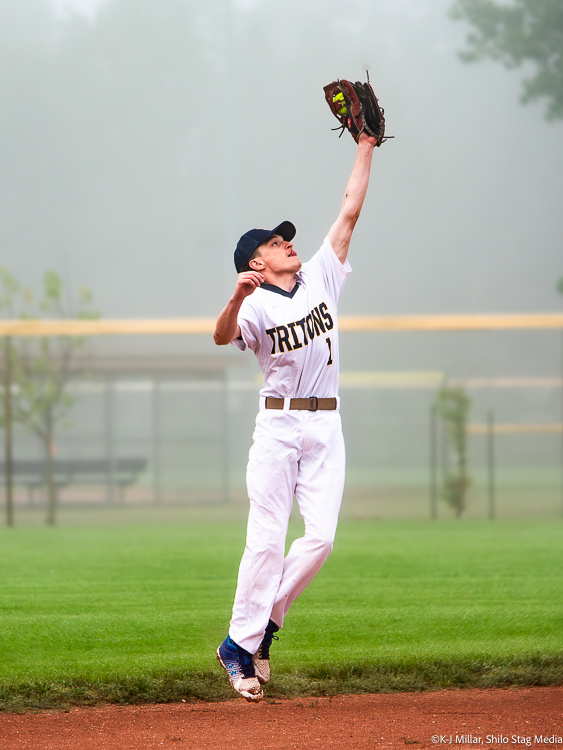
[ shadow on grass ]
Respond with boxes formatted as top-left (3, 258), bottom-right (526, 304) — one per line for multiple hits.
top-left (2, 654), bottom-right (562, 713)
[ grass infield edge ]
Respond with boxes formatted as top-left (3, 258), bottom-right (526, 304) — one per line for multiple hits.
top-left (1, 654), bottom-right (562, 713)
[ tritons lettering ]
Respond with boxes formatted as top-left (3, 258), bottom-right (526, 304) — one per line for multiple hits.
top-left (265, 303), bottom-right (334, 355)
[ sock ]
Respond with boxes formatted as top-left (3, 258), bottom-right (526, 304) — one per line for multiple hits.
top-left (228, 635), bottom-right (253, 659)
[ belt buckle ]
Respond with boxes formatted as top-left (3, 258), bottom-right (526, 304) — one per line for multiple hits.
top-left (309, 397), bottom-right (318, 412)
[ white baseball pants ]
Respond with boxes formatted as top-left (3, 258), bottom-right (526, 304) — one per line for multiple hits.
top-left (229, 406), bottom-right (346, 654)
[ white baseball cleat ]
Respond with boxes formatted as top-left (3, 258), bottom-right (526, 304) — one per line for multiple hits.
top-left (252, 622), bottom-right (280, 685)
top-left (217, 636), bottom-right (263, 702)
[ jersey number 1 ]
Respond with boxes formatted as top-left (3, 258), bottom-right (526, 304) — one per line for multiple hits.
top-left (326, 337), bottom-right (333, 366)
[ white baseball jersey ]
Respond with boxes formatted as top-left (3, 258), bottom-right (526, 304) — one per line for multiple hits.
top-left (232, 237), bottom-right (351, 399)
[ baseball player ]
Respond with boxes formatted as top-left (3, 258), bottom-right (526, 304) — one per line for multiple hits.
top-left (214, 131), bottom-right (377, 702)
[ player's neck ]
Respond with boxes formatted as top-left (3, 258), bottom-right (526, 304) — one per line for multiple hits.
top-left (262, 271), bottom-right (297, 293)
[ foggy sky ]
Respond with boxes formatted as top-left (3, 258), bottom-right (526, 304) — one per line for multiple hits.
top-left (1, 0), bottom-right (562, 325)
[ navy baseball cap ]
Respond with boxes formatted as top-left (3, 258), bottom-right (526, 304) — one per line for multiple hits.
top-left (234, 221), bottom-right (296, 273)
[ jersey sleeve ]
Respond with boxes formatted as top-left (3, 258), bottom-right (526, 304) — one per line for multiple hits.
top-left (300, 236), bottom-right (351, 304)
top-left (229, 297), bottom-right (261, 354)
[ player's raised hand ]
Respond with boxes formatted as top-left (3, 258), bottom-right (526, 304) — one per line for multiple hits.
top-left (358, 131), bottom-right (377, 148)
top-left (235, 271), bottom-right (265, 298)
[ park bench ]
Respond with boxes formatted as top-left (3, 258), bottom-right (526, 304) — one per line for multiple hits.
top-left (0, 457), bottom-right (147, 504)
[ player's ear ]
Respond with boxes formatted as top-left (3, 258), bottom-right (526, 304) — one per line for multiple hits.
top-left (250, 257), bottom-right (264, 270)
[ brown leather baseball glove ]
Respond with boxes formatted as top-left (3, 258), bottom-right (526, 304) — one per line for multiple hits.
top-left (323, 74), bottom-right (391, 146)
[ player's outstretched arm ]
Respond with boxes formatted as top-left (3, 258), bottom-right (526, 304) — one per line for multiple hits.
top-left (213, 271), bottom-right (265, 345)
top-left (327, 132), bottom-right (376, 264)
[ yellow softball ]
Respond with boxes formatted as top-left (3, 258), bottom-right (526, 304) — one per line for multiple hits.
top-left (333, 92), bottom-right (347, 116)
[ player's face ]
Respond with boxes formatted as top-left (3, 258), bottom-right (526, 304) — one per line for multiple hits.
top-left (257, 234), bottom-right (301, 275)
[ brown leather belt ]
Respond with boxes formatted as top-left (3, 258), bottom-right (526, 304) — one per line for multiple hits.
top-left (265, 397), bottom-right (337, 412)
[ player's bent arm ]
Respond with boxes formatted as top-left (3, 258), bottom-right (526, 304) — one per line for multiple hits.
top-left (213, 271), bottom-right (264, 346)
top-left (327, 133), bottom-right (376, 264)
top-left (213, 299), bottom-right (242, 346)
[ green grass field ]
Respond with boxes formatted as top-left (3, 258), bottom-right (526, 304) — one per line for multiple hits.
top-left (1, 518), bottom-right (562, 711)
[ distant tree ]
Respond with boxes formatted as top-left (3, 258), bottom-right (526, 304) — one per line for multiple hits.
top-left (0, 267), bottom-right (98, 525)
top-left (451, 0), bottom-right (563, 120)
top-left (557, 276), bottom-right (563, 295)
top-left (435, 385), bottom-right (472, 519)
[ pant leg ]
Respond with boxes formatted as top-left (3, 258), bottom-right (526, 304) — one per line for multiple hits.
top-left (229, 411), bottom-right (300, 654)
top-left (270, 411), bottom-right (345, 628)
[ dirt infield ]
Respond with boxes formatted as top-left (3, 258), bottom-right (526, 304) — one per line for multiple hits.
top-left (0, 687), bottom-right (561, 750)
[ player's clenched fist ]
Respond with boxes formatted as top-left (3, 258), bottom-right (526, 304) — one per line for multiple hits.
top-left (213, 271), bottom-right (265, 345)
top-left (235, 271), bottom-right (265, 298)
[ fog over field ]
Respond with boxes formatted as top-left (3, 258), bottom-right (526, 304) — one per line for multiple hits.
top-left (1, 0), bottom-right (562, 520)
top-left (2, 0), bottom-right (561, 321)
